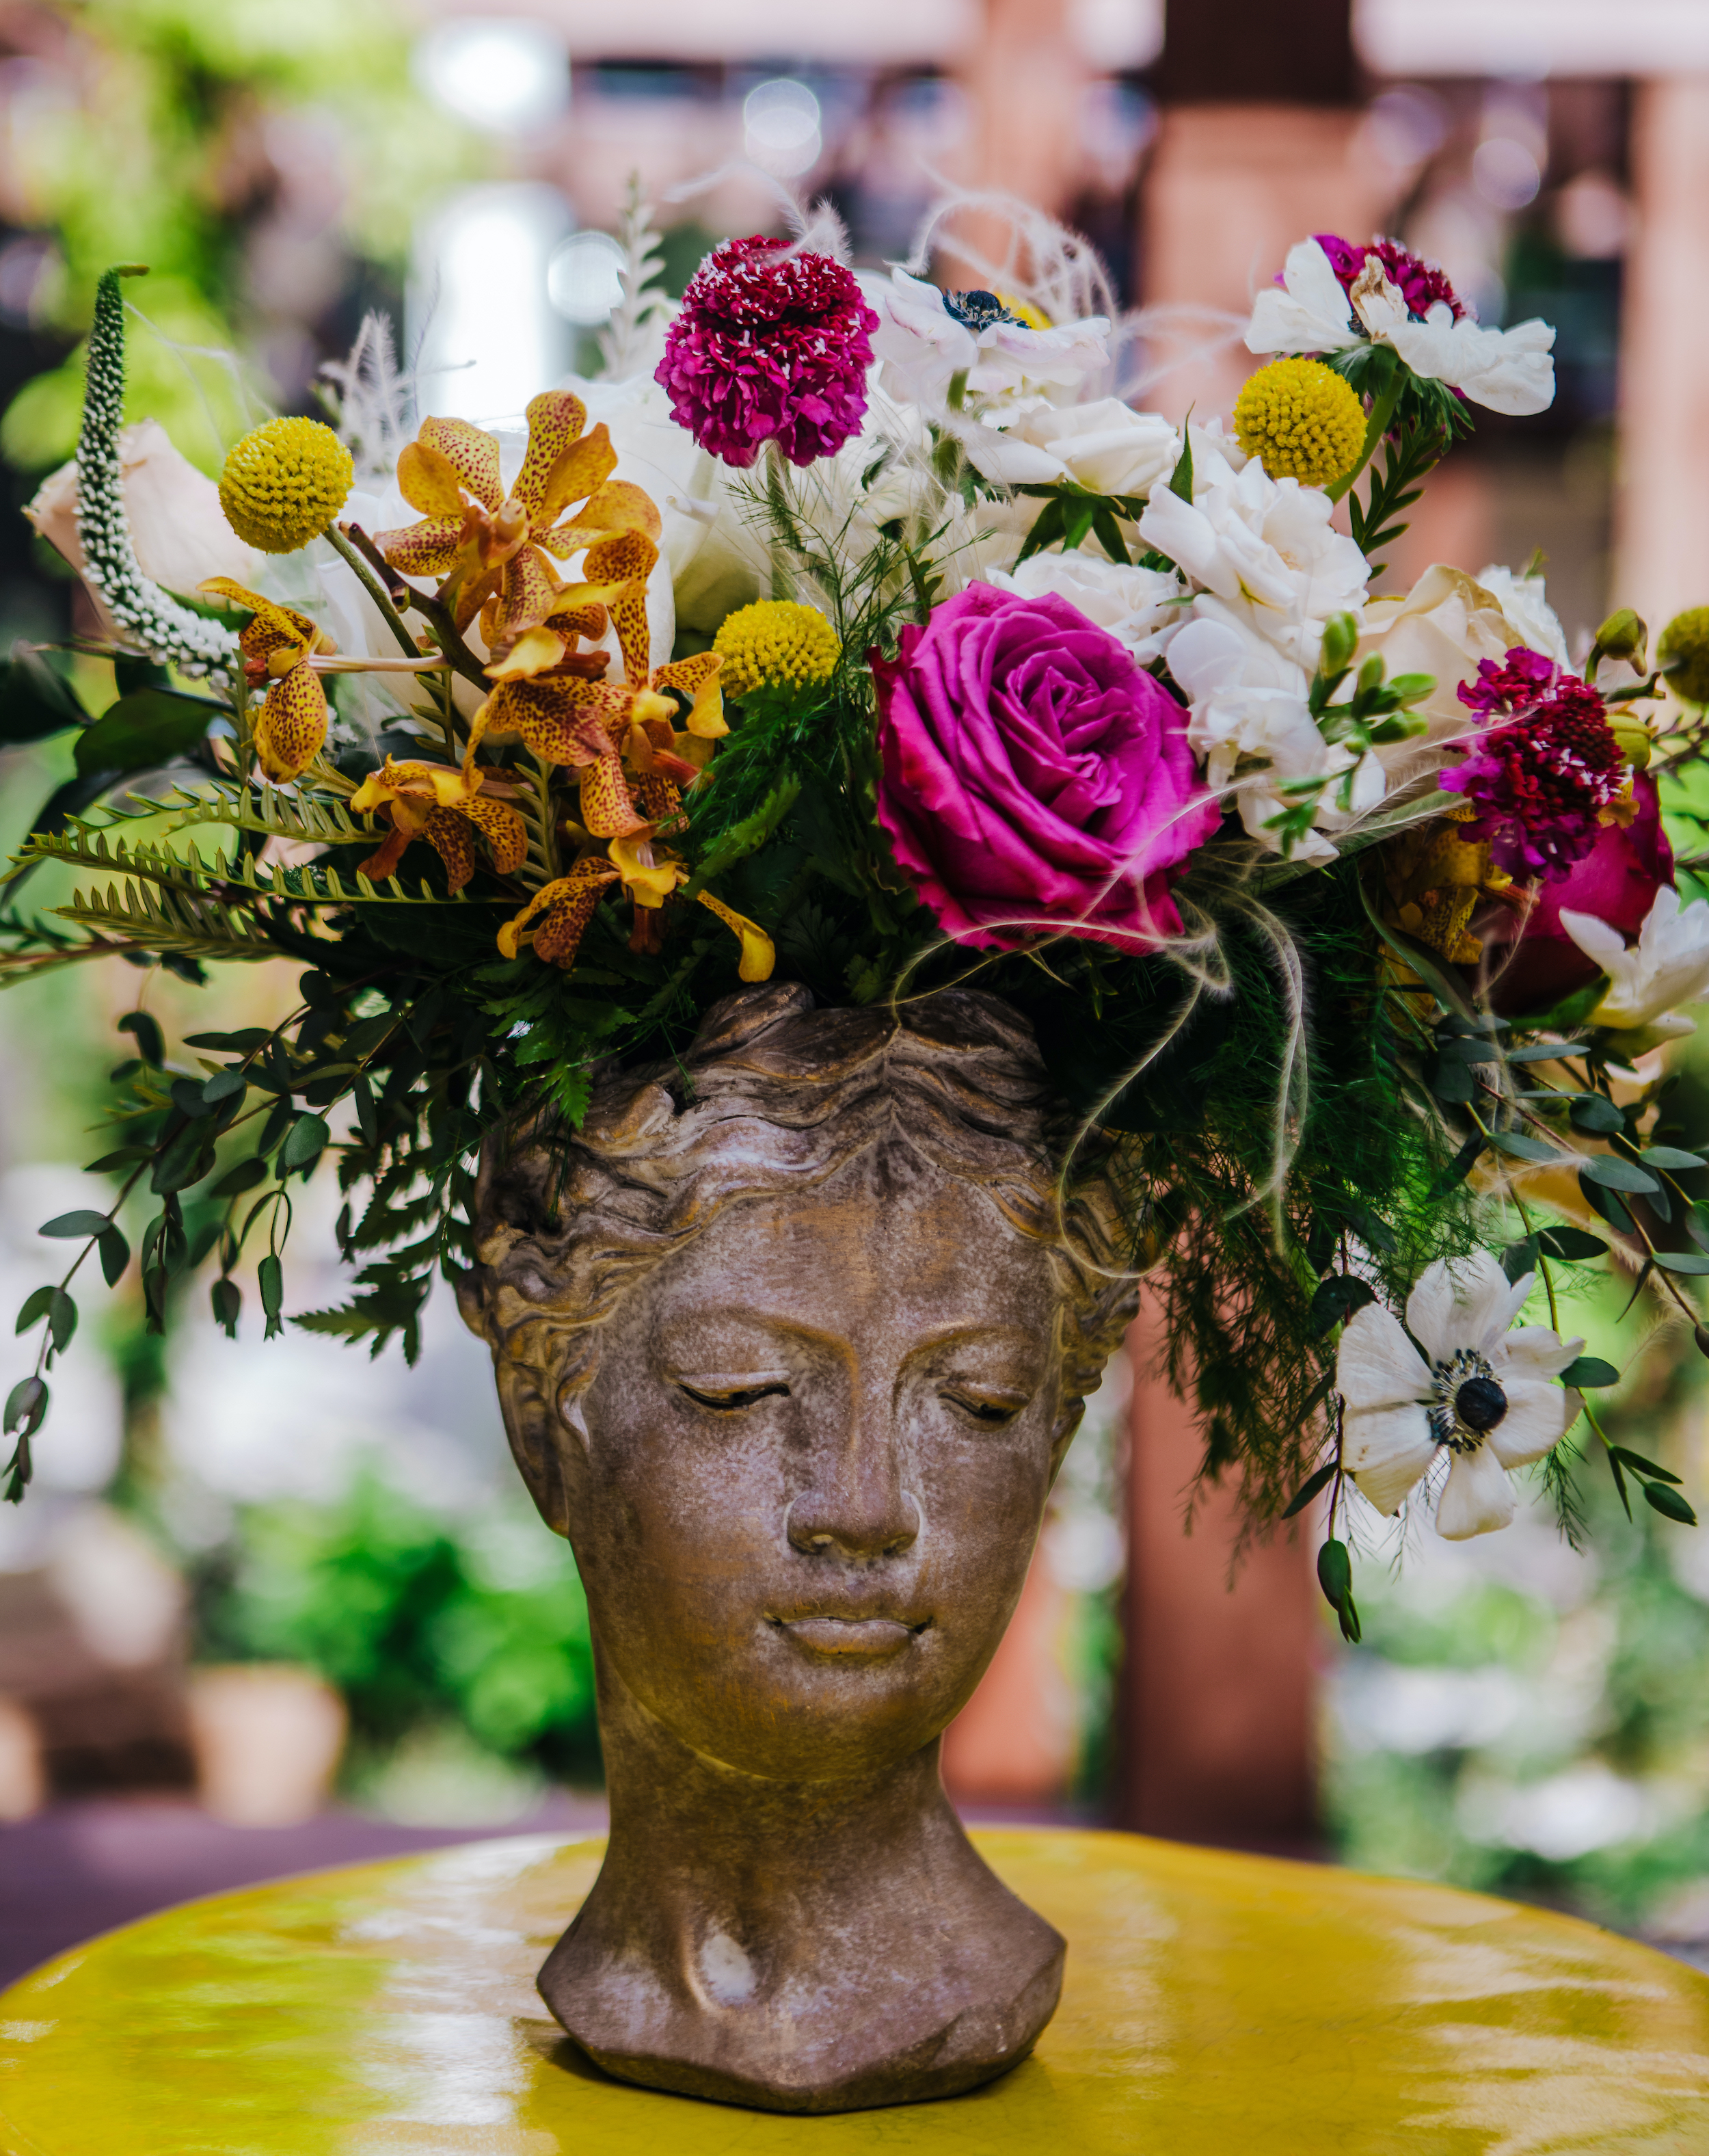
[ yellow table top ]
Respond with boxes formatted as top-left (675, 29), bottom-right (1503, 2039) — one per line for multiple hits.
top-left (2, 1827), bottom-right (1707, 2155)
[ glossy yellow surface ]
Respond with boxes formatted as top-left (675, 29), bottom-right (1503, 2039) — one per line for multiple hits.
top-left (3, 1828), bottom-right (1708, 2154)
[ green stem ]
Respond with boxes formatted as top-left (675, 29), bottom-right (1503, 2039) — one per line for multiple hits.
top-left (1328, 366), bottom-right (1405, 507)
top-left (324, 522), bottom-right (421, 661)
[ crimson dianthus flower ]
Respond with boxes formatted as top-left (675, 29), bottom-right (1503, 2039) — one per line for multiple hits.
top-left (1441, 648), bottom-right (1628, 880)
top-left (654, 237), bottom-right (878, 469)
top-left (1315, 232), bottom-right (1468, 322)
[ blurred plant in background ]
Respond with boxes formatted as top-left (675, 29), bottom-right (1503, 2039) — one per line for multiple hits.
top-left (0, 0), bottom-right (480, 476)
top-left (193, 1465), bottom-right (599, 1821)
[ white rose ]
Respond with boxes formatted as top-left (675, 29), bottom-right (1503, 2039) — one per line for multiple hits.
top-left (1169, 607), bottom-right (1382, 858)
top-left (986, 551), bottom-right (1185, 663)
top-left (26, 419), bottom-right (260, 636)
top-left (1139, 449), bottom-right (1369, 668)
top-left (965, 399), bottom-right (1181, 496)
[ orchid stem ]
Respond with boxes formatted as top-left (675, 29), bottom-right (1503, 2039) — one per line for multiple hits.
top-left (325, 522), bottom-right (422, 662)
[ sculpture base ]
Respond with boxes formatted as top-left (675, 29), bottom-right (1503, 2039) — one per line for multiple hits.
top-left (4, 1827), bottom-right (1708, 2153)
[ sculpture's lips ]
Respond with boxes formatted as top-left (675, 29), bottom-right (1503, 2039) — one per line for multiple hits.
top-left (770, 1613), bottom-right (926, 1658)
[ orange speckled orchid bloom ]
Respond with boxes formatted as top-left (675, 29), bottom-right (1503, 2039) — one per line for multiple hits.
top-left (348, 758), bottom-right (528, 894)
top-left (373, 392), bottom-right (658, 641)
top-left (200, 577), bottom-right (332, 783)
top-left (470, 525), bottom-right (728, 899)
top-left (498, 849), bottom-right (775, 979)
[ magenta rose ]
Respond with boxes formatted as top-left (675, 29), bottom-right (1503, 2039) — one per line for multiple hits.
top-left (1475, 771), bottom-right (1673, 1014)
top-left (872, 582), bottom-right (1219, 951)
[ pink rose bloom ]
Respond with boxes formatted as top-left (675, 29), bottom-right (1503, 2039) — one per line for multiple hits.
top-left (872, 582), bottom-right (1219, 952)
top-left (1476, 771), bottom-right (1673, 1015)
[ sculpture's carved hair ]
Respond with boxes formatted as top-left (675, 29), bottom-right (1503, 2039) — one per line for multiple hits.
top-left (459, 984), bottom-right (1140, 1517)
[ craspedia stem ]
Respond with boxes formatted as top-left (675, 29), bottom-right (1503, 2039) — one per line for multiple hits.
top-left (74, 265), bottom-right (240, 684)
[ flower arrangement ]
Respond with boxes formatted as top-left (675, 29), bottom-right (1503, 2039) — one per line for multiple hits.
top-left (5, 196), bottom-right (1709, 1642)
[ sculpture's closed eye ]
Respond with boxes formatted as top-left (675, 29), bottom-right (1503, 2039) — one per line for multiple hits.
top-left (678, 1379), bottom-right (792, 1411)
top-left (941, 1389), bottom-right (1024, 1426)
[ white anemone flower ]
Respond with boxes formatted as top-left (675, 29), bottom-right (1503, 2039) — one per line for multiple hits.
top-left (1560, 886), bottom-right (1709, 1042)
top-left (871, 269), bottom-right (1109, 420)
top-left (1336, 1252), bottom-right (1583, 1540)
top-left (1138, 442), bottom-right (1369, 669)
top-left (1246, 238), bottom-right (1555, 418)
top-left (1168, 610), bottom-right (1383, 860)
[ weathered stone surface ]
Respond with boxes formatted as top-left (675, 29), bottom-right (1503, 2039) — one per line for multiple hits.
top-left (460, 985), bottom-right (1137, 2111)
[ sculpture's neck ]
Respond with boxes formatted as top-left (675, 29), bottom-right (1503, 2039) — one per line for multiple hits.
top-left (590, 1650), bottom-right (964, 1980)
top-left (539, 1647), bottom-right (1065, 2108)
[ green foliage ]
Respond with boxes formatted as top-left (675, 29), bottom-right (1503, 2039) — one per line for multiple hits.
top-left (195, 1465), bottom-right (600, 1780)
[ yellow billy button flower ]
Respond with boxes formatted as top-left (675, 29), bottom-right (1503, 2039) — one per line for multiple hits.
top-left (219, 418), bottom-right (354, 554)
top-left (348, 758), bottom-right (528, 893)
top-left (1233, 357), bottom-right (1366, 488)
top-left (199, 577), bottom-right (332, 782)
top-left (712, 599), bottom-right (842, 697)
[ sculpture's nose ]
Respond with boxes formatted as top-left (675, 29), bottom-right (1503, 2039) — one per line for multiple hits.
top-left (788, 1382), bottom-right (918, 1560)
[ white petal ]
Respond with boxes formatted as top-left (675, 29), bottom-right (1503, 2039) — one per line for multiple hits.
top-left (1345, 1403), bottom-right (1438, 1515)
top-left (1557, 907), bottom-right (1628, 976)
top-left (1405, 1251), bottom-right (1511, 1365)
top-left (1496, 1327), bottom-right (1585, 1381)
top-left (1245, 239), bottom-right (1361, 356)
top-left (1486, 1378), bottom-right (1571, 1469)
top-left (1336, 1303), bottom-right (1432, 1409)
top-left (1436, 1446), bottom-right (1517, 1539)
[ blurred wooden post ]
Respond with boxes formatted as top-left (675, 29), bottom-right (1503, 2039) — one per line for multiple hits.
top-left (1614, 77), bottom-right (1709, 630)
top-left (1116, 1290), bottom-right (1318, 1846)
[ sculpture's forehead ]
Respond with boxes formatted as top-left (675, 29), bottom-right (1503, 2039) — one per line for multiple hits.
top-left (630, 1158), bottom-right (1060, 1343)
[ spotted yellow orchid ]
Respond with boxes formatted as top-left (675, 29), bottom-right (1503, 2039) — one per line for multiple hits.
top-left (468, 524), bottom-right (727, 909)
top-left (374, 392), bottom-right (658, 639)
top-left (200, 577), bottom-right (332, 783)
top-left (348, 757), bottom-right (529, 894)
top-left (498, 847), bottom-right (774, 981)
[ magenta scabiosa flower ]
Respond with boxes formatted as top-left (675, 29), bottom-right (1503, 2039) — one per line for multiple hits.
top-left (1442, 648), bottom-right (1627, 880)
top-left (1314, 232), bottom-right (1468, 322)
top-left (654, 237), bottom-right (879, 469)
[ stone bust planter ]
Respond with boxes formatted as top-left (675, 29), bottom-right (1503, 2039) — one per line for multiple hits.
top-left (459, 981), bottom-right (1138, 2112)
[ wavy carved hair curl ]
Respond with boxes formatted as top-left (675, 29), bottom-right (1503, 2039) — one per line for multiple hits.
top-left (457, 984), bottom-right (1140, 1528)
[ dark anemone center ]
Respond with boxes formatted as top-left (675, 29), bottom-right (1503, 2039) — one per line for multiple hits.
top-left (945, 289), bottom-right (1021, 330)
top-left (1455, 1375), bottom-right (1508, 1433)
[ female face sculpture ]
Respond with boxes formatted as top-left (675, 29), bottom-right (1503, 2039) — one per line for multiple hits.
top-left (461, 985), bottom-right (1136, 2113)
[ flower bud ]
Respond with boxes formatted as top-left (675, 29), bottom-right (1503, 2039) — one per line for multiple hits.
top-left (1608, 716), bottom-right (1656, 769)
top-left (1658, 607), bottom-right (1709, 707)
top-left (1320, 611), bottom-right (1358, 678)
top-left (1593, 608), bottom-right (1647, 669)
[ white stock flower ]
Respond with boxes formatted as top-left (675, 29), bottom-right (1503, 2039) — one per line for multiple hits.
top-left (1138, 442), bottom-right (1369, 668)
top-left (1337, 1251), bottom-right (1583, 1540)
top-left (987, 550), bottom-right (1185, 663)
top-left (1168, 609), bottom-right (1382, 860)
top-left (1246, 238), bottom-right (1556, 417)
top-left (965, 398), bottom-right (1180, 495)
top-left (872, 269), bottom-right (1109, 420)
top-left (1559, 886), bottom-right (1709, 1041)
top-left (27, 420), bottom-right (259, 630)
